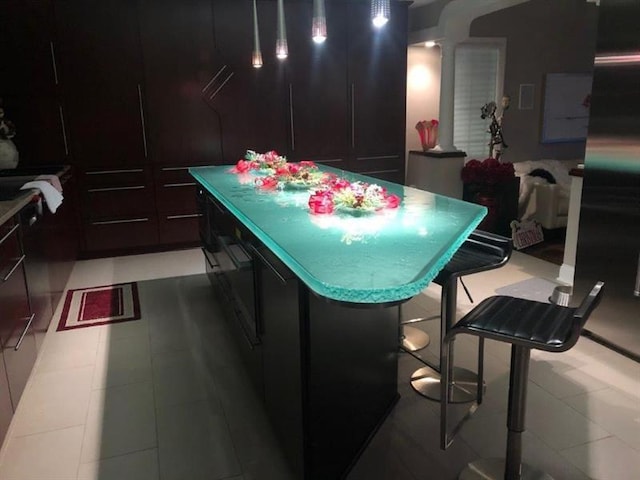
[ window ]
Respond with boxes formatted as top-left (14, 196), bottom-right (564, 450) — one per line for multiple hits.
top-left (453, 42), bottom-right (504, 159)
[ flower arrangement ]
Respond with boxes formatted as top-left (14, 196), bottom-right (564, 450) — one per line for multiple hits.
top-left (233, 149), bottom-right (288, 174)
top-left (274, 160), bottom-right (326, 188)
top-left (308, 178), bottom-right (400, 215)
top-left (461, 157), bottom-right (515, 186)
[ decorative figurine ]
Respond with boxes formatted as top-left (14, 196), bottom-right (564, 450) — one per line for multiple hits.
top-left (481, 95), bottom-right (510, 161)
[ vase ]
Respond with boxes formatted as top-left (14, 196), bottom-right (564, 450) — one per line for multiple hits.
top-left (0, 139), bottom-right (19, 169)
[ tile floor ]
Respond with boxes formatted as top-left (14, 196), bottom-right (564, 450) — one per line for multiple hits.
top-left (0, 248), bottom-right (638, 480)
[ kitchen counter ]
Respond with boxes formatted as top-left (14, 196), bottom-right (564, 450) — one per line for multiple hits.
top-left (0, 165), bottom-right (70, 226)
top-left (192, 164), bottom-right (487, 479)
top-left (190, 164), bottom-right (487, 303)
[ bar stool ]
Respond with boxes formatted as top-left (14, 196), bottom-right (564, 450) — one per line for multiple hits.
top-left (440, 281), bottom-right (604, 480)
top-left (410, 230), bottom-right (512, 403)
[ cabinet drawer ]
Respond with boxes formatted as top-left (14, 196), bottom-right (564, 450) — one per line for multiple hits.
top-left (83, 215), bottom-right (159, 252)
top-left (154, 165), bottom-right (199, 214)
top-left (0, 221), bottom-right (21, 271)
top-left (83, 167), bottom-right (151, 190)
top-left (85, 187), bottom-right (156, 219)
top-left (158, 213), bottom-right (201, 245)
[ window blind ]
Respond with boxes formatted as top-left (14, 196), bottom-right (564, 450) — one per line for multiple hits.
top-left (454, 45), bottom-right (500, 159)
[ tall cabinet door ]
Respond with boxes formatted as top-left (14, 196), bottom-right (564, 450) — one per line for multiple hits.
top-left (139, 0), bottom-right (222, 167)
top-left (53, 0), bottom-right (147, 168)
top-left (212, 0), bottom-right (288, 162)
top-left (285, 1), bottom-right (349, 165)
top-left (139, 0), bottom-right (223, 245)
top-left (347, 2), bottom-right (408, 182)
top-left (0, 0), bottom-right (68, 166)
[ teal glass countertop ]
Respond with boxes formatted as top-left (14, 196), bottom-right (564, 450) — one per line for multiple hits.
top-left (190, 165), bottom-right (486, 304)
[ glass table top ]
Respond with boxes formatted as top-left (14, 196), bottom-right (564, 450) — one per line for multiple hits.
top-left (190, 165), bottom-right (486, 304)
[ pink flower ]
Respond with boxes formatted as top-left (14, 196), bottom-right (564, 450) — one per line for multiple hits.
top-left (255, 176), bottom-right (279, 190)
top-left (308, 190), bottom-right (334, 214)
top-left (385, 194), bottom-right (400, 209)
top-left (233, 159), bottom-right (252, 173)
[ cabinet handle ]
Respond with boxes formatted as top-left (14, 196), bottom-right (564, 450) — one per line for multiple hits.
top-left (247, 244), bottom-right (287, 285)
top-left (58, 105), bottom-right (69, 156)
top-left (86, 168), bottom-right (144, 175)
top-left (166, 213), bottom-right (202, 220)
top-left (350, 83), bottom-right (356, 149)
top-left (201, 247), bottom-right (217, 269)
top-left (289, 83), bottom-right (295, 151)
top-left (161, 166), bottom-right (195, 171)
top-left (0, 224), bottom-right (20, 247)
top-left (357, 155), bottom-right (401, 161)
top-left (164, 182), bottom-right (196, 188)
top-left (3, 255), bottom-right (26, 282)
top-left (91, 218), bottom-right (149, 226)
top-left (360, 169), bottom-right (398, 175)
top-left (634, 252), bottom-right (639, 297)
top-left (50, 41), bottom-right (59, 85)
top-left (15, 314), bottom-right (35, 351)
top-left (87, 185), bottom-right (145, 193)
top-left (137, 84), bottom-right (148, 158)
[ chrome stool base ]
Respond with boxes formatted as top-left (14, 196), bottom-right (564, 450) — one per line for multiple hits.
top-left (459, 458), bottom-right (554, 480)
top-left (401, 326), bottom-right (430, 352)
top-left (410, 365), bottom-right (483, 403)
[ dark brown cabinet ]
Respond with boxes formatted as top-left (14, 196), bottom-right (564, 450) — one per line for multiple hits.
top-left (347, 1), bottom-right (408, 183)
top-left (285, 1), bottom-right (349, 164)
top-left (0, 219), bottom-right (37, 444)
top-left (212, 0), bottom-right (289, 163)
top-left (0, 0), bottom-right (68, 167)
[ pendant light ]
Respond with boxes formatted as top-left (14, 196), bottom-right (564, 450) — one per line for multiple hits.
top-left (276, 0), bottom-right (288, 60)
top-left (312, 0), bottom-right (327, 44)
top-left (371, 0), bottom-right (390, 28)
top-left (251, 0), bottom-right (262, 68)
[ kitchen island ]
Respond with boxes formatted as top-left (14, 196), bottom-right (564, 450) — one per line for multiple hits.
top-left (190, 165), bottom-right (486, 479)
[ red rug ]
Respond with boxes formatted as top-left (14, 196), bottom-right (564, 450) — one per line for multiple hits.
top-left (57, 282), bottom-right (141, 331)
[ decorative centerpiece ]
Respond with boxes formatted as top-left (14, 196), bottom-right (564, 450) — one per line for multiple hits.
top-left (233, 149), bottom-right (288, 174)
top-left (308, 177), bottom-right (400, 215)
top-left (274, 160), bottom-right (326, 188)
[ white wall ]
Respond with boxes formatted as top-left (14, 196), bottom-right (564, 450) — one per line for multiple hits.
top-left (405, 45), bottom-right (441, 157)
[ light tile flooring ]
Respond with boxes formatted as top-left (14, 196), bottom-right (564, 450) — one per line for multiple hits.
top-left (0, 248), bottom-right (638, 480)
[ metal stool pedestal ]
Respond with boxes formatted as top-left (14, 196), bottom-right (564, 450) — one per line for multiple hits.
top-left (459, 459), bottom-right (553, 480)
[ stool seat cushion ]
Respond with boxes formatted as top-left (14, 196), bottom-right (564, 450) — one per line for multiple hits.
top-left (435, 244), bottom-right (507, 285)
top-left (454, 296), bottom-right (577, 351)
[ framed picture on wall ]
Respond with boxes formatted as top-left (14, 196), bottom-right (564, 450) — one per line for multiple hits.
top-left (541, 73), bottom-right (592, 143)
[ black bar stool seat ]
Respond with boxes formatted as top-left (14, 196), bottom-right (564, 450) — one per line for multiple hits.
top-left (440, 281), bottom-right (604, 480)
top-left (410, 230), bottom-right (513, 403)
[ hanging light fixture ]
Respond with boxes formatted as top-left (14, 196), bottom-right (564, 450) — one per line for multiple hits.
top-left (312, 0), bottom-right (327, 44)
top-left (371, 0), bottom-right (390, 28)
top-left (276, 0), bottom-right (288, 60)
top-left (251, 0), bottom-right (262, 68)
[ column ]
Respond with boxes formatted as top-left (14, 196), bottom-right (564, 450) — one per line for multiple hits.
top-left (432, 40), bottom-right (460, 153)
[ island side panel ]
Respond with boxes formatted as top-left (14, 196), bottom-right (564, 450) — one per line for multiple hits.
top-left (304, 292), bottom-right (400, 480)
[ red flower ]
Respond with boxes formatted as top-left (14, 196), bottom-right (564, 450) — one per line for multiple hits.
top-left (461, 157), bottom-right (515, 185)
top-left (233, 159), bottom-right (252, 173)
top-left (308, 190), bottom-right (334, 214)
top-left (385, 194), bottom-right (400, 209)
top-left (275, 165), bottom-right (290, 176)
top-left (255, 176), bottom-right (279, 190)
top-left (299, 160), bottom-right (316, 168)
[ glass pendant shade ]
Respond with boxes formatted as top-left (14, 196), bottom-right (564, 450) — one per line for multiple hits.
top-left (312, 0), bottom-right (327, 44)
top-left (252, 0), bottom-right (262, 68)
top-left (371, 0), bottom-right (390, 28)
top-left (276, 0), bottom-right (288, 60)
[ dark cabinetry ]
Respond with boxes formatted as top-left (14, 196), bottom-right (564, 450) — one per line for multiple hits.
top-left (0, 219), bottom-right (37, 444)
top-left (197, 185), bottom-right (399, 479)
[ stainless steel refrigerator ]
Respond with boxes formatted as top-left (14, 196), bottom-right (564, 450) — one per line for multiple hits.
top-left (573, 0), bottom-right (640, 362)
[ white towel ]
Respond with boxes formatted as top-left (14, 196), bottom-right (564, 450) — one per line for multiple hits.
top-left (35, 174), bottom-right (63, 193)
top-left (20, 180), bottom-right (64, 213)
